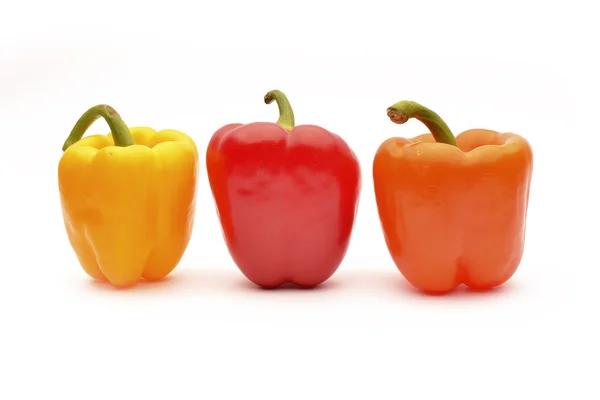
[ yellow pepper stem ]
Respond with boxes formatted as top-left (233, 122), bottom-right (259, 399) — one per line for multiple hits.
top-left (62, 104), bottom-right (135, 151)
top-left (386, 100), bottom-right (458, 147)
top-left (264, 90), bottom-right (295, 132)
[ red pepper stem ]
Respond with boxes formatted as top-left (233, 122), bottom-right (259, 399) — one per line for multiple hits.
top-left (62, 104), bottom-right (135, 151)
top-left (386, 101), bottom-right (457, 147)
top-left (264, 90), bottom-right (295, 132)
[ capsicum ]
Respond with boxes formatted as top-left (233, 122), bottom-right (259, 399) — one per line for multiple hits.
top-left (206, 90), bottom-right (361, 289)
top-left (58, 104), bottom-right (198, 288)
top-left (373, 100), bottom-right (533, 294)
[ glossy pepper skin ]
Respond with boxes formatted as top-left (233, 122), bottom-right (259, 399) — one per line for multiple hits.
top-left (206, 90), bottom-right (361, 289)
top-left (58, 105), bottom-right (198, 288)
top-left (373, 101), bottom-right (533, 294)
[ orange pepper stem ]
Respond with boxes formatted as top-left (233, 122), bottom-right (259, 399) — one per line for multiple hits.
top-left (386, 100), bottom-right (458, 147)
top-left (264, 89), bottom-right (295, 132)
top-left (62, 104), bottom-right (135, 151)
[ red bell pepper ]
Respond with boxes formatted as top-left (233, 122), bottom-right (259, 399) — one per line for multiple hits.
top-left (206, 90), bottom-right (361, 288)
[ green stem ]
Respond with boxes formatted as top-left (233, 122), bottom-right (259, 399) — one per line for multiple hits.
top-left (62, 104), bottom-right (135, 151)
top-left (386, 100), bottom-right (457, 146)
top-left (264, 90), bottom-right (295, 131)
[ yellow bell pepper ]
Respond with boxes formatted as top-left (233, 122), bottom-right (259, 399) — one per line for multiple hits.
top-left (58, 104), bottom-right (198, 288)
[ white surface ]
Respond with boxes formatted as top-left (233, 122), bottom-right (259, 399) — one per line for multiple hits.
top-left (1, 0), bottom-right (599, 398)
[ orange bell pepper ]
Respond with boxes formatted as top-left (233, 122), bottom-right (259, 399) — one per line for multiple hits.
top-left (58, 105), bottom-right (198, 288)
top-left (373, 100), bottom-right (533, 294)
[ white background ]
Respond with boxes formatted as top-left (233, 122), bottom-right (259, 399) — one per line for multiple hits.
top-left (1, 0), bottom-right (599, 398)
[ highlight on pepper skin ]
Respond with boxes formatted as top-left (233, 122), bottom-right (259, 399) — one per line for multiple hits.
top-left (58, 104), bottom-right (199, 288)
top-left (372, 100), bottom-right (533, 294)
top-left (206, 90), bottom-right (362, 289)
